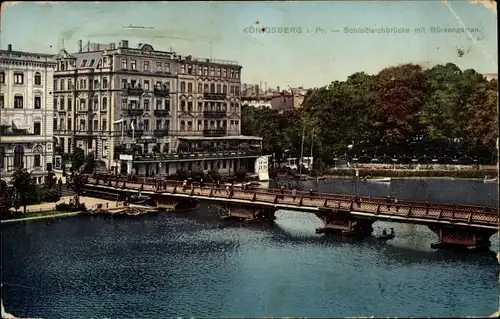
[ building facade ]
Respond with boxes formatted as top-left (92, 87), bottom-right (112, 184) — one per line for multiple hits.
top-left (53, 40), bottom-right (262, 177)
top-left (0, 45), bottom-right (56, 184)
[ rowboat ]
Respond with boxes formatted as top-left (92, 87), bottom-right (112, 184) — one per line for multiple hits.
top-left (366, 177), bottom-right (391, 183)
top-left (483, 177), bottom-right (497, 183)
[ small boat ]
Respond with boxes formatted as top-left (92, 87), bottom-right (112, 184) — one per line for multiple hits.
top-left (483, 177), bottom-right (497, 183)
top-left (366, 177), bottom-right (391, 183)
top-left (126, 209), bottom-right (142, 216)
top-left (377, 228), bottom-right (395, 240)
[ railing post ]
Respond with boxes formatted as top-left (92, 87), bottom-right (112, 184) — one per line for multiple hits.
top-left (299, 196), bottom-right (303, 206)
top-left (209, 188), bottom-right (214, 197)
top-left (467, 212), bottom-right (473, 224)
top-left (122, 181), bottom-right (127, 189)
top-left (172, 186), bottom-right (177, 194)
top-left (375, 204), bottom-right (380, 215)
top-left (229, 190), bottom-right (234, 199)
top-left (140, 183), bottom-right (144, 191)
top-left (406, 207), bottom-right (412, 218)
top-left (437, 209), bottom-right (443, 220)
top-left (349, 201), bottom-right (354, 211)
top-left (252, 193), bottom-right (257, 201)
top-left (323, 199), bottom-right (328, 207)
top-left (273, 195), bottom-right (278, 204)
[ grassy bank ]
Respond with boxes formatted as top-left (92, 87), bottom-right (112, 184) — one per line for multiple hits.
top-left (320, 168), bottom-right (498, 179)
top-left (1, 210), bottom-right (77, 223)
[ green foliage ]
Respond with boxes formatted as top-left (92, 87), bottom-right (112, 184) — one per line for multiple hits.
top-left (71, 147), bottom-right (85, 172)
top-left (241, 63), bottom-right (498, 165)
top-left (10, 168), bottom-right (35, 214)
top-left (83, 152), bottom-right (95, 174)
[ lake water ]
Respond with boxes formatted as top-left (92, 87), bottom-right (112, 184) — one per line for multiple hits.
top-left (1, 178), bottom-right (498, 318)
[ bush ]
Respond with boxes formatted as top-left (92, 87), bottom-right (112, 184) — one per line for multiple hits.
top-left (55, 203), bottom-right (73, 212)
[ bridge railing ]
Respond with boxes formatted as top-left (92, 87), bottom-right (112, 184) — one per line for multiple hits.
top-left (84, 174), bottom-right (498, 227)
top-left (86, 174), bottom-right (496, 212)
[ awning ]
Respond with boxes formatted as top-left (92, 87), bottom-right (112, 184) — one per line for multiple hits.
top-left (179, 135), bottom-right (263, 141)
top-left (12, 120), bottom-right (28, 130)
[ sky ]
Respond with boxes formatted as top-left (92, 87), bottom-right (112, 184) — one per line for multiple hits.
top-left (0, 1), bottom-right (497, 88)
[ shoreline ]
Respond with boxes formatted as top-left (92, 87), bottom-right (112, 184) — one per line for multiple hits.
top-left (314, 176), bottom-right (490, 181)
top-left (1, 212), bottom-right (79, 224)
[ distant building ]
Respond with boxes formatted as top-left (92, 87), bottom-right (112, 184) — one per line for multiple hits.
top-left (0, 44), bottom-right (56, 184)
top-left (483, 73), bottom-right (498, 81)
top-left (241, 96), bottom-right (272, 109)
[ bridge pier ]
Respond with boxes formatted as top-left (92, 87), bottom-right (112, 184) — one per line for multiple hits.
top-left (222, 204), bottom-right (277, 223)
top-left (428, 225), bottom-right (496, 252)
top-left (315, 211), bottom-right (374, 236)
top-left (151, 195), bottom-right (198, 211)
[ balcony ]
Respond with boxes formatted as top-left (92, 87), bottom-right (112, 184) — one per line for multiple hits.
top-left (153, 86), bottom-right (170, 97)
top-left (203, 128), bottom-right (227, 137)
top-left (131, 148), bottom-right (262, 162)
top-left (203, 92), bottom-right (226, 100)
top-left (127, 108), bottom-right (144, 116)
top-left (203, 110), bottom-right (226, 118)
top-left (153, 129), bottom-right (169, 137)
top-left (153, 109), bottom-right (170, 117)
top-left (124, 84), bottom-right (144, 95)
top-left (126, 129), bottom-right (143, 137)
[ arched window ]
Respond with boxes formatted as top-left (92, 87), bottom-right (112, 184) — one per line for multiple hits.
top-left (60, 79), bottom-right (65, 91)
top-left (34, 72), bottom-right (42, 85)
top-left (14, 145), bottom-right (24, 169)
top-left (210, 83), bottom-right (215, 93)
top-left (0, 146), bottom-right (5, 169)
top-left (102, 77), bottom-right (108, 89)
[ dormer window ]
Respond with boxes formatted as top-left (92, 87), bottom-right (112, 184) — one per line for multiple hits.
top-left (89, 59), bottom-right (95, 67)
top-left (97, 59), bottom-right (102, 68)
top-left (81, 59), bottom-right (87, 67)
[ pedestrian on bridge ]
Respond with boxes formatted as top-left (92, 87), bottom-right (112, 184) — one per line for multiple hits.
top-left (292, 188), bottom-right (297, 201)
top-left (309, 189), bottom-right (314, 200)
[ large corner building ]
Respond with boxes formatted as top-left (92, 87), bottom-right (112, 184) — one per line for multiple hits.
top-left (52, 40), bottom-right (262, 176)
top-left (0, 45), bottom-right (56, 184)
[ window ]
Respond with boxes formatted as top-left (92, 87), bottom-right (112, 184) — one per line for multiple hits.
top-left (0, 71), bottom-right (5, 83)
top-left (223, 85), bottom-right (227, 94)
top-left (144, 80), bottom-right (150, 91)
top-left (93, 119), bottom-right (98, 131)
top-left (122, 79), bottom-right (128, 89)
top-left (93, 98), bottom-right (98, 111)
top-left (187, 65), bottom-right (193, 74)
top-left (188, 83), bottom-right (192, 93)
top-left (89, 60), bottom-right (95, 67)
top-left (13, 145), bottom-right (24, 169)
top-left (235, 86), bottom-right (240, 95)
top-left (156, 62), bottom-right (162, 72)
top-left (0, 95), bottom-right (4, 108)
top-left (80, 99), bottom-right (86, 111)
top-left (53, 118), bottom-right (57, 131)
top-left (164, 100), bottom-right (170, 112)
top-left (230, 85), bottom-right (235, 95)
top-left (34, 72), bottom-right (42, 85)
top-left (79, 119), bottom-right (86, 131)
top-left (34, 122), bottom-right (41, 135)
top-left (210, 83), bottom-right (215, 93)
top-left (230, 70), bottom-right (235, 78)
top-left (198, 83), bottom-right (202, 93)
top-left (235, 70), bottom-right (239, 79)
top-left (67, 98), bottom-right (72, 111)
top-left (122, 99), bottom-right (127, 109)
top-left (210, 67), bottom-right (215, 76)
top-left (131, 60), bottom-right (136, 70)
top-left (34, 96), bottom-right (41, 109)
top-left (180, 101), bottom-right (186, 112)
top-left (54, 79), bottom-right (58, 91)
top-left (204, 84), bottom-right (209, 93)
top-left (59, 119), bottom-right (64, 131)
top-left (143, 119), bottom-right (149, 131)
top-left (102, 77), bottom-right (108, 89)
top-left (34, 154), bottom-right (41, 167)
top-left (217, 84), bottom-right (221, 93)
top-left (97, 59), bottom-right (102, 69)
top-left (156, 119), bottom-right (162, 129)
top-left (81, 59), bottom-right (87, 67)
top-left (130, 79), bottom-right (137, 88)
top-left (14, 95), bottom-right (23, 108)
top-left (165, 63), bottom-right (170, 73)
top-left (217, 68), bottom-right (221, 77)
top-left (187, 121), bottom-right (193, 131)
top-left (198, 66), bottom-right (202, 75)
top-left (68, 80), bottom-right (73, 90)
top-left (156, 99), bottom-right (162, 110)
top-left (144, 61), bottom-right (149, 71)
top-left (67, 118), bottom-right (72, 130)
top-left (121, 59), bottom-right (127, 69)
top-left (144, 99), bottom-right (150, 110)
top-left (14, 72), bottom-right (24, 84)
top-left (60, 79), bottom-right (65, 91)
top-left (222, 69), bottom-right (227, 77)
top-left (180, 65), bottom-right (185, 74)
top-left (203, 67), bottom-right (208, 76)
top-left (198, 101), bottom-right (202, 111)
top-left (102, 119), bottom-right (107, 131)
top-left (165, 120), bottom-right (170, 130)
top-left (187, 101), bottom-right (193, 112)
top-left (180, 121), bottom-right (185, 131)
top-left (180, 82), bottom-right (186, 92)
top-left (102, 97), bottom-right (107, 111)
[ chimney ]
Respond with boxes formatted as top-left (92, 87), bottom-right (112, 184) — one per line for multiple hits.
top-left (122, 40), bottom-right (129, 48)
top-left (277, 86), bottom-right (280, 92)
top-left (265, 82), bottom-right (268, 92)
top-left (7, 44), bottom-right (12, 51)
top-left (109, 43), bottom-right (115, 50)
top-left (87, 41), bottom-right (90, 52)
top-left (78, 40), bottom-right (82, 53)
top-left (256, 85), bottom-right (260, 99)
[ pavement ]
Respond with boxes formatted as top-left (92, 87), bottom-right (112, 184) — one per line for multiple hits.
top-left (10, 196), bottom-right (121, 213)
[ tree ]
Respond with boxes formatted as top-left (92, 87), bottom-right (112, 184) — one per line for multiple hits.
top-left (465, 81), bottom-right (498, 149)
top-left (0, 180), bottom-right (11, 219)
top-left (71, 147), bottom-right (85, 172)
top-left (10, 168), bottom-right (35, 215)
top-left (82, 152), bottom-right (96, 174)
top-left (373, 64), bottom-right (426, 145)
